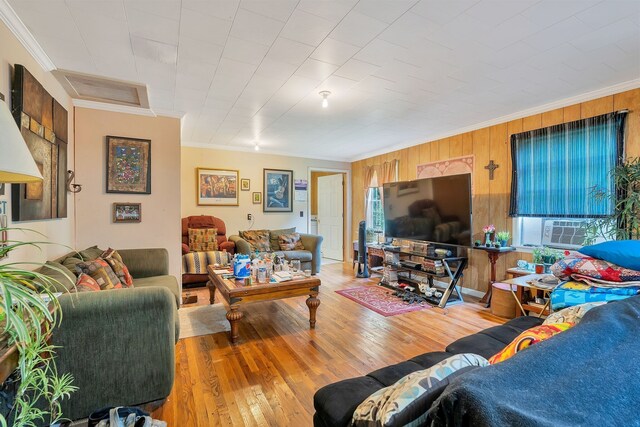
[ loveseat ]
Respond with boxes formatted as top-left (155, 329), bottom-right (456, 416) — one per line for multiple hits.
top-left (314, 297), bottom-right (640, 426)
top-left (37, 246), bottom-right (179, 421)
top-left (230, 228), bottom-right (323, 274)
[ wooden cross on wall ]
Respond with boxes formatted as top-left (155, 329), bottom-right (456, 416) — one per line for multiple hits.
top-left (484, 160), bottom-right (499, 180)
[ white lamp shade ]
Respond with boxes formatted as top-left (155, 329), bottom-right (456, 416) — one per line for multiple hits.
top-left (0, 99), bottom-right (43, 183)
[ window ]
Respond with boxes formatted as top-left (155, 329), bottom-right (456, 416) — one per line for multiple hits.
top-left (510, 111), bottom-right (627, 248)
top-left (366, 187), bottom-right (384, 232)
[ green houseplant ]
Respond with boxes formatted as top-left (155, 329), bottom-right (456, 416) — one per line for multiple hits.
top-left (496, 231), bottom-right (510, 247)
top-left (0, 227), bottom-right (76, 426)
top-left (585, 157), bottom-right (640, 244)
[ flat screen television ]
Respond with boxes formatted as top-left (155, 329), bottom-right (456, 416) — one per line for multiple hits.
top-left (383, 174), bottom-right (472, 247)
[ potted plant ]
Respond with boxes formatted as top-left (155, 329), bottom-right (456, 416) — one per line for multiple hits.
top-left (0, 227), bottom-right (76, 426)
top-left (496, 231), bottom-right (510, 247)
top-left (532, 248), bottom-right (545, 274)
top-left (585, 157), bottom-right (640, 243)
top-left (482, 224), bottom-right (495, 247)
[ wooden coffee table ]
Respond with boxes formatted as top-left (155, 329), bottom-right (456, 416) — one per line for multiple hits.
top-left (207, 266), bottom-right (321, 344)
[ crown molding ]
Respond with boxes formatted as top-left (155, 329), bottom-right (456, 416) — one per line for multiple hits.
top-left (152, 108), bottom-right (185, 119)
top-left (181, 141), bottom-right (349, 163)
top-left (351, 78), bottom-right (640, 162)
top-left (0, 0), bottom-right (55, 71)
top-left (73, 99), bottom-right (157, 117)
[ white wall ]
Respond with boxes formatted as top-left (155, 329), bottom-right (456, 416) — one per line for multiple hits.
top-left (0, 20), bottom-right (75, 262)
top-left (181, 146), bottom-right (350, 240)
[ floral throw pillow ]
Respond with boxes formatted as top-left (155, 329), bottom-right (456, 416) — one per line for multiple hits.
top-left (101, 248), bottom-right (134, 287)
top-left (488, 322), bottom-right (574, 364)
top-left (239, 230), bottom-right (271, 252)
top-left (352, 353), bottom-right (488, 427)
top-left (75, 258), bottom-right (123, 290)
top-left (278, 233), bottom-right (304, 251)
top-left (74, 273), bottom-right (101, 292)
top-left (188, 228), bottom-right (218, 252)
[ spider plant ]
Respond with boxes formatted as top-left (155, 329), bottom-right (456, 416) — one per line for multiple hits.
top-left (585, 157), bottom-right (640, 244)
top-left (0, 227), bottom-right (76, 427)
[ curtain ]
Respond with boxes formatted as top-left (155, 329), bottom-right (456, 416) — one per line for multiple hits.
top-left (379, 160), bottom-right (398, 185)
top-left (510, 111), bottom-right (627, 218)
top-left (363, 165), bottom-right (378, 189)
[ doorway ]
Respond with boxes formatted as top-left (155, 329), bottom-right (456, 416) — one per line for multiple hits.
top-left (309, 169), bottom-right (348, 263)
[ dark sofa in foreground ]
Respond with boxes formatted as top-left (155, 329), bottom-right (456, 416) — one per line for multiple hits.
top-left (314, 296), bottom-right (640, 426)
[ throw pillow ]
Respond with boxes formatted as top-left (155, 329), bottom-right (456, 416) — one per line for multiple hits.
top-left (101, 248), bottom-right (134, 287)
top-left (75, 258), bottom-right (123, 290)
top-left (488, 323), bottom-right (574, 364)
top-left (352, 353), bottom-right (488, 427)
top-left (278, 233), bottom-right (304, 251)
top-left (543, 302), bottom-right (605, 325)
top-left (35, 261), bottom-right (76, 293)
top-left (78, 245), bottom-right (105, 261)
top-left (269, 227), bottom-right (296, 251)
top-left (239, 229), bottom-right (271, 252)
top-left (74, 273), bottom-right (101, 292)
top-left (579, 240), bottom-right (640, 271)
top-left (182, 251), bottom-right (232, 274)
top-left (188, 228), bottom-right (218, 252)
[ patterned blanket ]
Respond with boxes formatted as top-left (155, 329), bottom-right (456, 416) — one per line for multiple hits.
top-left (551, 256), bottom-right (640, 286)
top-left (182, 251), bottom-right (231, 274)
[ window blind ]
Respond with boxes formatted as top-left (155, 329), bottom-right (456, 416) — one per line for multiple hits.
top-left (509, 111), bottom-right (626, 218)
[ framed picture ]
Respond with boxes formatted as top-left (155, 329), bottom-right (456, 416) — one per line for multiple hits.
top-left (263, 168), bottom-right (292, 212)
top-left (113, 202), bottom-right (141, 223)
top-left (106, 136), bottom-right (151, 194)
top-left (252, 192), bottom-right (262, 204)
top-left (240, 178), bottom-right (250, 191)
top-left (197, 168), bottom-right (238, 206)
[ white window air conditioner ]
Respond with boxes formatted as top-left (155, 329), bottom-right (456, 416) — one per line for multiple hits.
top-left (541, 219), bottom-right (586, 249)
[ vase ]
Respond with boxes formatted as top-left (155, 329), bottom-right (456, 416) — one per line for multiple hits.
top-left (500, 239), bottom-right (508, 247)
top-left (484, 233), bottom-right (492, 246)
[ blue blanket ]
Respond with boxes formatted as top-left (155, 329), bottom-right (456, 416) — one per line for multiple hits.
top-left (428, 296), bottom-right (640, 426)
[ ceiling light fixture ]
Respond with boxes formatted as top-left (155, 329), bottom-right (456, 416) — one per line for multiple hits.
top-left (319, 91), bottom-right (331, 108)
top-left (254, 143), bottom-right (260, 151)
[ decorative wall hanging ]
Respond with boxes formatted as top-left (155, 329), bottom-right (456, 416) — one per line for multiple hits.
top-left (240, 178), bottom-right (250, 191)
top-left (263, 168), bottom-right (292, 212)
top-left (11, 65), bottom-right (68, 221)
top-left (252, 192), bottom-right (262, 204)
top-left (113, 202), bottom-right (141, 223)
top-left (197, 168), bottom-right (238, 206)
top-left (417, 155), bottom-right (474, 179)
top-left (106, 136), bottom-right (151, 194)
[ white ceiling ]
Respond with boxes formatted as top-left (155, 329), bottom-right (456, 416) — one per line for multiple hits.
top-left (6, 0), bottom-right (640, 161)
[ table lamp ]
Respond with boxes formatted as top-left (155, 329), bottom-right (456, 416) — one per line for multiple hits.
top-left (0, 94), bottom-right (43, 254)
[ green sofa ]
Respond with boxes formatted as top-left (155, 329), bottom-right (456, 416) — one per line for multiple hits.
top-left (229, 230), bottom-right (323, 275)
top-left (37, 246), bottom-right (179, 422)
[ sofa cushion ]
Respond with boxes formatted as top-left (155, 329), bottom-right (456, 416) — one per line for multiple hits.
top-left (133, 275), bottom-right (180, 308)
top-left (182, 251), bottom-right (230, 274)
top-left (240, 229), bottom-right (271, 252)
top-left (367, 361), bottom-right (425, 387)
top-left (352, 354), bottom-right (488, 427)
top-left (282, 250), bottom-right (312, 262)
top-left (488, 322), bottom-right (574, 364)
top-left (445, 333), bottom-right (509, 359)
top-left (279, 232), bottom-right (305, 251)
top-left (78, 245), bottom-right (105, 261)
top-left (314, 376), bottom-right (384, 427)
top-left (408, 351), bottom-right (452, 369)
top-left (188, 228), bottom-right (218, 252)
top-left (101, 248), bottom-right (134, 287)
top-left (76, 258), bottom-right (123, 290)
top-left (61, 256), bottom-right (84, 275)
top-left (269, 227), bottom-right (296, 251)
top-left (502, 315), bottom-right (545, 331)
top-left (36, 261), bottom-right (76, 293)
top-left (74, 273), bottom-right (101, 292)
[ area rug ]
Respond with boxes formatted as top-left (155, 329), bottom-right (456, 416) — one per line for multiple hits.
top-left (335, 285), bottom-right (430, 317)
top-left (178, 304), bottom-right (229, 339)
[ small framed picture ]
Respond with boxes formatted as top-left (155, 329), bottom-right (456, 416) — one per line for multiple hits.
top-left (240, 178), bottom-right (250, 191)
top-left (106, 136), bottom-right (151, 194)
top-left (113, 202), bottom-right (141, 223)
top-left (252, 192), bottom-right (262, 204)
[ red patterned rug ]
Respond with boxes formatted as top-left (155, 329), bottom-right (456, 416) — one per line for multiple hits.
top-left (335, 285), bottom-right (430, 317)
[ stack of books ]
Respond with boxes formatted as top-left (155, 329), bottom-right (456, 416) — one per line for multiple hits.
top-left (422, 259), bottom-right (445, 275)
top-left (382, 267), bottom-right (398, 284)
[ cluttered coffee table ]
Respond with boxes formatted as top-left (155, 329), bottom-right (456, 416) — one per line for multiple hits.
top-left (207, 265), bottom-right (321, 344)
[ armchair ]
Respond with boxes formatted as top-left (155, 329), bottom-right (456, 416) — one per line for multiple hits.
top-left (181, 215), bottom-right (235, 285)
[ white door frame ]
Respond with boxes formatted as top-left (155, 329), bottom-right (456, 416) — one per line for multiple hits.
top-left (307, 167), bottom-right (351, 262)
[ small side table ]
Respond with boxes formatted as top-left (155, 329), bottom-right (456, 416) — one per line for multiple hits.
top-left (475, 246), bottom-right (516, 307)
top-left (503, 274), bottom-right (556, 317)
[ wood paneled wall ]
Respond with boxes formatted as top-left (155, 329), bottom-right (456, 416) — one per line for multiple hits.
top-left (351, 89), bottom-right (640, 292)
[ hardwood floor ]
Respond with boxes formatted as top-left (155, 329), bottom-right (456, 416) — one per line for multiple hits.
top-left (153, 263), bottom-right (505, 426)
